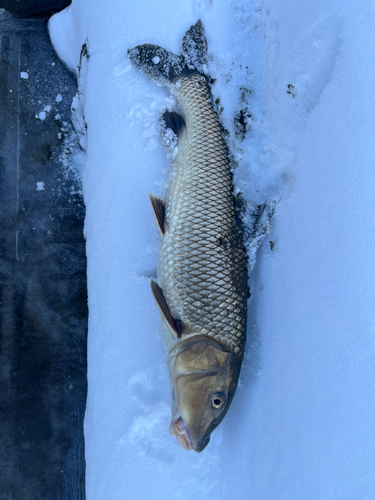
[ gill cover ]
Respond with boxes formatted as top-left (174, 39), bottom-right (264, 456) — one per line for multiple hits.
top-left (169, 338), bottom-right (236, 453)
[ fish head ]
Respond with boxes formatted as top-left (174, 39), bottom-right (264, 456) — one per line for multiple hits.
top-left (169, 337), bottom-right (239, 452)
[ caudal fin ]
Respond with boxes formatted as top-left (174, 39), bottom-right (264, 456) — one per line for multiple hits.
top-left (127, 20), bottom-right (208, 86)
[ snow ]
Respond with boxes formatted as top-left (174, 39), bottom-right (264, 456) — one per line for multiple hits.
top-left (35, 105), bottom-right (53, 120)
top-left (49, 0), bottom-right (375, 499)
top-left (20, 71), bottom-right (28, 79)
top-left (36, 181), bottom-right (45, 191)
top-left (35, 111), bottom-right (47, 120)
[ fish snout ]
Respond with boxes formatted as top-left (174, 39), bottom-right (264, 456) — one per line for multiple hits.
top-left (194, 435), bottom-right (210, 453)
top-left (169, 416), bottom-right (211, 453)
top-left (169, 417), bottom-right (193, 451)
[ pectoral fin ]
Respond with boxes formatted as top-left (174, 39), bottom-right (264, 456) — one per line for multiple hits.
top-left (149, 193), bottom-right (166, 235)
top-left (163, 111), bottom-right (186, 138)
top-left (150, 279), bottom-right (182, 339)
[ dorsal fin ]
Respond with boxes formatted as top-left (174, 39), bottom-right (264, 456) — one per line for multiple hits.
top-left (163, 111), bottom-right (186, 138)
top-left (150, 279), bottom-right (182, 339)
top-left (149, 193), bottom-right (166, 235)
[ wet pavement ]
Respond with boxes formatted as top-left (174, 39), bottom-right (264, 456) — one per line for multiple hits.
top-left (0, 11), bottom-right (87, 500)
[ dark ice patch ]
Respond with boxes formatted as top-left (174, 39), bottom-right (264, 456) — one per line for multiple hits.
top-left (234, 108), bottom-right (252, 140)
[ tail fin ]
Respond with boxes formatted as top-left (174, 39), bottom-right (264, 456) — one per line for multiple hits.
top-left (127, 20), bottom-right (208, 86)
top-left (181, 19), bottom-right (207, 71)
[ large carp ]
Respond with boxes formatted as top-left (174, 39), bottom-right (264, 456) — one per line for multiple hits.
top-left (128, 20), bottom-right (248, 452)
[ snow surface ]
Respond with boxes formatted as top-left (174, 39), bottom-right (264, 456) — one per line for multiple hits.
top-left (49, 0), bottom-right (375, 498)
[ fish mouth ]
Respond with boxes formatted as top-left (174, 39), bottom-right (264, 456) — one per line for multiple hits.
top-left (169, 416), bottom-right (193, 451)
top-left (194, 435), bottom-right (210, 453)
top-left (169, 413), bottom-right (211, 453)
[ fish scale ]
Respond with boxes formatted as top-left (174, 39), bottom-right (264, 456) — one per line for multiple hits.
top-left (159, 74), bottom-right (248, 356)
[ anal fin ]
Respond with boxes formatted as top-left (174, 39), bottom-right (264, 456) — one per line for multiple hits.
top-left (149, 193), bottom-right (166, 235)
top-left (150, 279), bottom-right (182, 339)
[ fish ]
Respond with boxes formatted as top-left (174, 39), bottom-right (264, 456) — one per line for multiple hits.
top-left (128, 20), bottom-right (248, 452)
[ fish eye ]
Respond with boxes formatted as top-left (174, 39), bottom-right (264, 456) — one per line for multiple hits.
top-left (211, 393), bottom-right (225, 409)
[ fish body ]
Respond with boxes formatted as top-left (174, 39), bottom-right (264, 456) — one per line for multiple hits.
top-left (128, 20), bottom-right (248, 452)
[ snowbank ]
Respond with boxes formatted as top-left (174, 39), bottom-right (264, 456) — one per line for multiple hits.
top-left (49, 0), bottom-right (375, 498)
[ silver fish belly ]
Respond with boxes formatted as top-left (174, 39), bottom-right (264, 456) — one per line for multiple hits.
top-left (128, 20), bottom-right (248, 452)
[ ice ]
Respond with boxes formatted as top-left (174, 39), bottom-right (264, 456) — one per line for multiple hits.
top-left (113, 61), bottom-right (132, 77)
top-left (20, 71), bottom-right (28, 79)
top-left (49, 0), bottom-right (375, 498)
top-left (36, 105), bottom-right (52, 120)
top-left (36, 181), bottom-right (45, 191)
top-left (35, 111), bottom-right (47, 120)
top-left (56, 94), bottom-right (63, 102)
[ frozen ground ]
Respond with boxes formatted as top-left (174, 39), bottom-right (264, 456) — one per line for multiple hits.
top-left (49, 0), bottom-right (375, 498)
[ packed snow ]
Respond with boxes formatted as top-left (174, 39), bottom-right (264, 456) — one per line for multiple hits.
top-left (49, 0), bottom-right (375, 498)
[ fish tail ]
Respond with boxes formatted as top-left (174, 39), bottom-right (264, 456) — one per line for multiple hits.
top-left (127, 19), bottom-right (208, 86)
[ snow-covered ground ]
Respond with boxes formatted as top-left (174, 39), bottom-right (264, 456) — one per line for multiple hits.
top-left (49, 0), bottom-right (375, 498)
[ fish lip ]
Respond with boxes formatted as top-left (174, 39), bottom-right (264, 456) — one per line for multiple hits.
top-left (169, 416), bottom-right (193, 451)
top-left (169, 415), bottom-right (210, 453)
